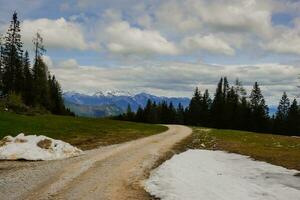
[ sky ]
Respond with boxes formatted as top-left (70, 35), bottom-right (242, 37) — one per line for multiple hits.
top-left (0, 0), bottom-right (300, 106)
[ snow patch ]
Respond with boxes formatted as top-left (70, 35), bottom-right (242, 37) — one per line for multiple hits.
top-left (145, 150), bottom-right (300, 200)
top-left (0, 133), bottom-right (83, 160)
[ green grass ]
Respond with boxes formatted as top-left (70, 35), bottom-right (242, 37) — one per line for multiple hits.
top-left (175, 127), bottom-right (300, 170)
top-left (0, 112), bottom-right (167, 150)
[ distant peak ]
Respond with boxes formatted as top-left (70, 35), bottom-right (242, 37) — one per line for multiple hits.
top-left (93, 90), bottom-right (133, 97)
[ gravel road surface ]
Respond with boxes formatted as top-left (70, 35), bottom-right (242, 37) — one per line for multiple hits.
top-left (0, 125), bottom-right (192, 200)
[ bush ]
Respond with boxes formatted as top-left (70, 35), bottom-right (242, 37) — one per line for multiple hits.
top-left (0, 99), bottom-right (6, 111)
top-left (6, 92), bottom-right (29, 113)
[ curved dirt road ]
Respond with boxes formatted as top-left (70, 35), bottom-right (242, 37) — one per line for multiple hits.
top-left (0, 125), bottom-right (192, 200)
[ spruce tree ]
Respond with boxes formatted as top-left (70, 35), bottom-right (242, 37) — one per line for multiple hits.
top-left (2, 12), bottom-right (24, 94)
top-left (286, 99), bottom-right (300, 136)
top-left (188, 87), bottom-right (202, 125)
top-left (249, 82), bottom-right (269, 132)
top-left (168, 102), bottom-right (176, 123)
top-left (233, 79), bottom-right (250, 130)
top-left (234, 79), bottom-right (247, 98)
top-left (33, 56), bottom-right (49, 107)
top-left (135, 106), bottom-right (144, 122)
top-left (176, 103), bottom-right (185, 124)
top-left (225, 86), bottom-right (239, 128)
top-left (274, 92), bottom-right (290, 134)
top-left (160, 101), bottom-right (169, 124)
top-left (201, 89), bottom-right (211, 126)
top-left (125, 104), bottom-right (134, 121)
top-left (0, 35), bottom-right (3, 91)
top-left (211, 78), bottom-right (224, 128)
top-left (22, 51), bottom-right (34, 105)
top-left (223, 77), bottom-right (229, 100)
top-left (48, 75), bottom-right (65, 114)
top-left (32, 32), bottom-right (49, 107)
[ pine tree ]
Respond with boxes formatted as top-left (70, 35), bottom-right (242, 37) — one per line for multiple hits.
top-left (22, 51), bottom-right (34, 105)
top-left (33, 56), bottom-right (49, 107)
top-left (286, 99), bottom-right (300, 135)
top-left (211, 78), bottom-right (224, 128)
top-left (225, 86), bottom-right (239, 128)
top-left (234, 79), bottom-right (247, 99)
top-left (233, 79), bottom-right (250, 130)
top-left (124, 104), bottom-right (134, 121)
top-left (237, 96), bottom-right (251, 130)
top-left (201, 89), bottom-right (211, 126)
top-left (48, 75), bottom-right (65, 114)
top-left (249, 82), bottom-right (269, 132)
top-left (168, 102), bottom-right (176, 123)
top-left (0, 34), bottom-right (4, 91)
top-left (223, 77), bottom-right (229, 101)
top-left (160, 101), bottom-right (170, 124)
top-left (32, 32), bottom-right (49, 107)
top-left (2, 12), bottom-right (24, 94)
top-left (188, 87), bottom-right (202, 125)
top-left (135, 106), bottom-right (144, 122)
top-left (176, 103), bottom-right (185, 124)
top-left (274, 92), bottom-right (290, 134)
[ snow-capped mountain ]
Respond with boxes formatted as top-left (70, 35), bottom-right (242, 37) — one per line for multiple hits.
top-left (63, 91), bottom-right (190, 117)
top-left (93, 90), bottom-right (133, 97)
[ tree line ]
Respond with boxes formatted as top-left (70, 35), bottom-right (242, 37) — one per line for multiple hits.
top-left (0, 12), bottom-right (73, 115)
top-left (117, 77), bottom-right (300, 136)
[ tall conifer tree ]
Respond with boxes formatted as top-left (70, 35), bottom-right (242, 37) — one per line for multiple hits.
top-left (211, 78), bottom-right (224, 127)
top-left (2, 12), bottom-right (24, 94)
top-left (287, 99), bottom-right (300, 135)
top-left (0, 35), bottom-right (4, 91)
top-left (188, 87), bottom-right (202, 125)
top-left (22, 51), bottom-right (33, 105)
top-left (249, 82), bottom-right (269, 131)
top-left (32, 32), bottom-right (49, 107)
top-left (274, 92), bottom-right (290, 133)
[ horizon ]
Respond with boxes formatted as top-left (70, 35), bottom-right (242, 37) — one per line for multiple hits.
top-left (1, 0), bottom-right (300, 106)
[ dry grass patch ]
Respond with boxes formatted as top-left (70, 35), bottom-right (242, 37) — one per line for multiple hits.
top-left (14, 138), bottom-right (27, 143)
top-left (176, 128), bottom-right (300, 170)
top-left (37, 139), bottom-right (52, 149)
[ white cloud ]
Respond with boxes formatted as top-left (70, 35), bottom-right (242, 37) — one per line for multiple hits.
top-left (154, 0), bottom-right (273, 38)
top-left (195, 0), bottom-right (273, 37)
top-left (182, 34), bottom-right (235, 55)
top-left (154, 1), bottom-right (201, 33)
top-left (265, 31), bottom-right (300, 55)
top-left (48, 56), bottom-right (300, 105)
top-left (58, 59), bottom-right (80, 69)
top-left (104, 21), bottom-right (179, 55)
top-left (264, 19), bottom-right (300, 55)
top-left (21, 18), bottom-right (97, 50)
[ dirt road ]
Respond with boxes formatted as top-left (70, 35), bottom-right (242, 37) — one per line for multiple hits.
top-left (0, 125), bottom-right (192, 200)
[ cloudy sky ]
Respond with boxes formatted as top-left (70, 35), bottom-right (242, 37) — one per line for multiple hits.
top-left (1, 0), bottom-right (300, 105)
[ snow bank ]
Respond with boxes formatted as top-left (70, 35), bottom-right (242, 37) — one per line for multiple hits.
top-left (145, 150), bottom-right (300, 200)
top-left (0, 133), bottom-right (83, 160)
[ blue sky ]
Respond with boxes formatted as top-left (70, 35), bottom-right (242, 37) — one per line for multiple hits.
top-left (1, 0), bottom-right (300, 106)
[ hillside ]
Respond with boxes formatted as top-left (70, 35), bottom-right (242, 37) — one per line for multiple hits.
top-left (0, 112), bottom-right (167, 150)
top-left (64, 101), bottom-right (123, 118)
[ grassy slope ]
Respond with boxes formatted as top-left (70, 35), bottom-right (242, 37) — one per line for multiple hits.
top-left (175, 127), bottom-right (300, 170)
top-left (0, 112), bottom-right (167, 150)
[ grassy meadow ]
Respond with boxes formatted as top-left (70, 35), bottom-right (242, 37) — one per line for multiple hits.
top-left (175, 127), bottom-right (300, 170)
top-left (0, 112), bottom-right (167, 150)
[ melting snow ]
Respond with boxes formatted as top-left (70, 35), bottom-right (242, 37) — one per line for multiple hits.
top-left (145, 149), bottom-right (300, 200)
top-left (0, 133), bottom-right (82, 160)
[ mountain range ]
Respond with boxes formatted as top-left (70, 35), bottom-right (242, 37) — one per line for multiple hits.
top-left (63, 91), bottom-right (190, 118)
